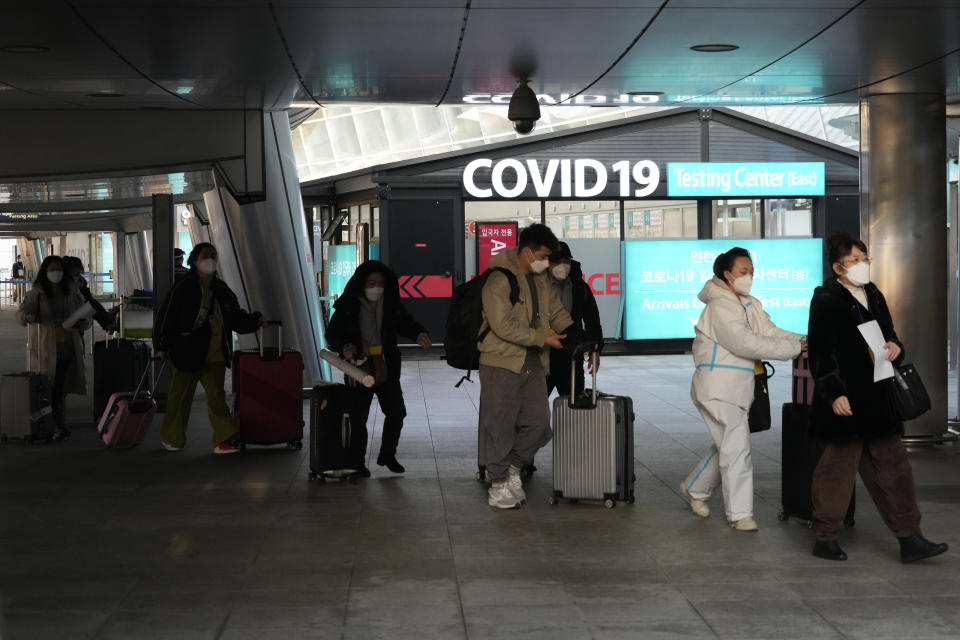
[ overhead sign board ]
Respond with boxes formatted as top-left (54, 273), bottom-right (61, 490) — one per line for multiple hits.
top-left (623, 238), bottom-right (822, 340)
top-left (666, 162), bottom-right (825, 197)
top-left (463, 160), bottom-right (826, 199)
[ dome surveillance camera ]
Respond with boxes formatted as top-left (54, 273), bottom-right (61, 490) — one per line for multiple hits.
top-left (508, 80), bottom-right (540, 135)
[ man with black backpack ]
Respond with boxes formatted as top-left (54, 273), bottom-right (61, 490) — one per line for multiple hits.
top-left (477, 224), bottom-right (577, 509)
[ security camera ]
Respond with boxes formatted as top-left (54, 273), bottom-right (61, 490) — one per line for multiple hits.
top-left (508, 80), bottom-right (540, 135)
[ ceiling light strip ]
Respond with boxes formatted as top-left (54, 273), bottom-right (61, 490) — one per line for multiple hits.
top-left (435, 1), bottom-right (472, 107)
top-left (561, 0), bottom-right (670, 105)
top-left (65, 1), bottom-right (206, 107)
top-left (267, 1), bottom-right (324, 108)
top-left (677, 0), bottom-right (867, 105)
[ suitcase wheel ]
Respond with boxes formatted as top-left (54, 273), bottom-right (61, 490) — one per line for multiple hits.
top-left (287, 441), bottom-right (303, 450)
top-left (777, 510), bottom-right (787, 522)
top-left (568, 498), bottom-right (579, 505)
top-left (548, 496), bottom-right (558, 506)
top-left (627, 494), bottom-right (635, 505)
top-left (308, 471), bottom-right (318, 480)
top-left (239, 443), bottom-right (247, 451)
top-left (604, 499), bottom-right (615, 509)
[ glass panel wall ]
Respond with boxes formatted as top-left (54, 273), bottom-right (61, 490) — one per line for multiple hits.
top-left (546, 200), bottom-right (620, 240)
top-left (624, 200), bottom-right (697, 239)
top-left (765, 198), bottom-right (813, 237)
top-left (712, 199), bottom-right (761, 238)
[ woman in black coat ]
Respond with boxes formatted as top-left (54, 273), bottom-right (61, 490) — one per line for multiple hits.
top-left (154, 243), bottom-right (263, 454)
top-left (326, 260), bottom-right (431, 475)
top-left (807, 233), bottom-right (947, 563)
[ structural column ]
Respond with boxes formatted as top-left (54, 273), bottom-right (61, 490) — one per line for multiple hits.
top-left (859, 93), bottom-right (947, 437)
top-left (204, 111), bottom-right (329, 385)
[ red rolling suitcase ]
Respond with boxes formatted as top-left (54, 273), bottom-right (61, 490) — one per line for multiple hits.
top-left (98, 360), bottom-right (162, 448)
top-left (233, 321), bottom-right (304, 449)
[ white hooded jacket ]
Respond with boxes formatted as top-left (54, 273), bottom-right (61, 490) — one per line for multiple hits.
top-left (691, 278), bottom-right (803, 410)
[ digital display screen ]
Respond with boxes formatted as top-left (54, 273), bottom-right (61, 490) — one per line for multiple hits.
top-left (623, 238), bottom-right (823, 340)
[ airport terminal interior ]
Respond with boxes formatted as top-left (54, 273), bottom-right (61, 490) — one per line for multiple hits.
top-left (3, 1), bottom-right (960, 638)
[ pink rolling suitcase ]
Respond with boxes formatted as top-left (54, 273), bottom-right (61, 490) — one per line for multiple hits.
top-left (233, 321), bottom-right (305, 449)
top-left (97, 360), bottom-right (162, 448)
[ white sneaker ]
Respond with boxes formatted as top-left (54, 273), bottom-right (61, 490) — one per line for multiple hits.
top-left (680, 485), bottom-right (710, 518)
top-left (161, 441), bottom-right (183, 452)
top-left (730, 516), bottom-right (759, 532)
top-left (507, 465), bottom-right (526, 503)
top-left (488, 482), bottom-right (520, 509)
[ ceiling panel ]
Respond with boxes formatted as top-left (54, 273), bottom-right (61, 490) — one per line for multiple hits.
top-left (0, 0), bottom-right (956, 110)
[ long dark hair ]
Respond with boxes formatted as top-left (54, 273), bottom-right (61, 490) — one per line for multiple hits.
top-left (35, 256), bottom-right (70, 298)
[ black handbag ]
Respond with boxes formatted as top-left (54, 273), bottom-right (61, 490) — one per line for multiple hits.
top-left (170, 324), bottom-right (211, 372)
top-left (889, 363), bottom-right (931, 421)
top-left (748, 361), bottom-right (774, 433)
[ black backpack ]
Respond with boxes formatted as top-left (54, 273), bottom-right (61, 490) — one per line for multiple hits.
top-left (445, 267), bottom-right (519, 387)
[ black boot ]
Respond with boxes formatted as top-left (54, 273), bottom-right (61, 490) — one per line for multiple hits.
top-left (812, 540), bottom-right (848, 561)
top-left (376, 454), bottom-right (405, 474)
top-left (899, 534), bottom-right (948, 564)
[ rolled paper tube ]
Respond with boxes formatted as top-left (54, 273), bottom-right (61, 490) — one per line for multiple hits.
top-left (318, 350), bottom-right (375, 388)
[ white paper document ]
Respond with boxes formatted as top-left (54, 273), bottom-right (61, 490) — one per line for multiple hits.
top-left (857, 320), bottom-right (895, 382)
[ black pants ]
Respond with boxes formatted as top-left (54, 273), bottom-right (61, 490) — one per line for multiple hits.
top-left (355, 377), bottom-right (407, 459)
top-left (52, 358), bottom-right (73, 431)
top-left (546, 349), bottom-right (584, 397)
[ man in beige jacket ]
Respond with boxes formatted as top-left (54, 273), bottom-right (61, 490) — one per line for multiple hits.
top-left (479, 224), bottom-right (575, 509)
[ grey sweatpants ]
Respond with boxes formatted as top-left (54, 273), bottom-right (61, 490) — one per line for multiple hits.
top-left (478, 364), bottom-right (552, 483)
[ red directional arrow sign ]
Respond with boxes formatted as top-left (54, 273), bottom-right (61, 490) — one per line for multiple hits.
top-left (398, 275), bottom-right (452, 299)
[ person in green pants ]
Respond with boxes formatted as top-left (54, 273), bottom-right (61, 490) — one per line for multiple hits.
top-left (154, 243), bottom-right (263, 454)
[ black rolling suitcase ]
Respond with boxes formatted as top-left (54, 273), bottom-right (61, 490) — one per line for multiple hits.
top-left (780, 403), bottom-right (855, 527)
top-left (307, 382), bottom-right (367, 482)
top-left (93, 337), bottom-right (152, 422)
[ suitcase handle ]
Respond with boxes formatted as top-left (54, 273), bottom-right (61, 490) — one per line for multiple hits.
top-left (569, 349), bottom-right (598, 410)
top-left (257, 320), bottom-right (282, 360)
top-left (131, 357), bottom-right (164, 401)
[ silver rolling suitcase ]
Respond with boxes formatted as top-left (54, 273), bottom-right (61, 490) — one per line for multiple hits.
top-left (1, 372), bottom-right (54, 444)
top-left (550, 352), bottom-right (635, 508)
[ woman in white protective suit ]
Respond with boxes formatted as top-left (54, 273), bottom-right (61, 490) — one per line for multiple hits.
top-left (681, 248), bottom-right (805, 531)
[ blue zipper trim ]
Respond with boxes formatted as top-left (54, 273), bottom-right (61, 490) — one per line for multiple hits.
top-left (686, 448), bottom-right (718, 492)
top-left (696, 363), bottom-right (756, 373)
top-left (702, 341), bottom-right (753, 373)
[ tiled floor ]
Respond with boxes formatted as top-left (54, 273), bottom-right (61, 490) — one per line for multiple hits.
top-left (2, 310), bottom-right (960, 639)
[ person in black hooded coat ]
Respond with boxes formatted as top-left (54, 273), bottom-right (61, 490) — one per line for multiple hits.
top-left (326, 260), bottom-right (431, 475)
top-left (807, 233), bottom-right (947, 564)
top-left (545, 242), bottom-right (604, 397)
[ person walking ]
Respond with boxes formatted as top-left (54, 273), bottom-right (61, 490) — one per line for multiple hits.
top-left (681, 248), bottom-right (804, 531)
top-left (478, 224), bottom-right (577, 509)
top-left (807, 233), bottom-right (948, 563)
top-left (154, 243), bottom-right (263, 454)
top-left (326, 260), bottom-right (432, 475)
top-left (16, 256), bottom-right (90, 442)
top-left (545, 241), bottom-right (603, 396)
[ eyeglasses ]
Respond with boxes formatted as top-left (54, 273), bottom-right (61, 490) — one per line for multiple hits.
top-left (841, 256), bottom-right (871, 267)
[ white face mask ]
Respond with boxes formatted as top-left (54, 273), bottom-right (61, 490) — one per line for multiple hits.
top-left (732, 274), bottom-right (753, 296)
top-left (197, 259), bottom-right (217, 275)
top-left (845, 262), bottom-right (870, 286)
top-left (364, 287), bottom-right (384, 302)
top-left (551, 263), bottom-right (571, 281)
top-left (47, 270), bottom-right (63, 284)
top-left (530, 259), bottom-right (549, 274)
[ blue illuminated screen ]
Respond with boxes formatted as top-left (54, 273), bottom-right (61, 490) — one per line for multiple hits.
top-left (624, 238), bottom-right (823, 340)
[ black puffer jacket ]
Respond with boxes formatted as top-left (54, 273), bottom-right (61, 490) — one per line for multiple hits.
top-left (325, 261), bottom-right (428, 382)
top-left (568, 260), bottom-right (604, 349)
top-left (808, 276), bottom-right (905, 441)
top-left (154, 272), bottom-right (261, 370)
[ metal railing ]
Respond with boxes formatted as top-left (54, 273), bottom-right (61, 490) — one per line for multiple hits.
top-left (0, 273), bottom-right (114, 310)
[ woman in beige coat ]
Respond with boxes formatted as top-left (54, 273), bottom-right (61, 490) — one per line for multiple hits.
top-left (17, 256), bottom-right (89, 441)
